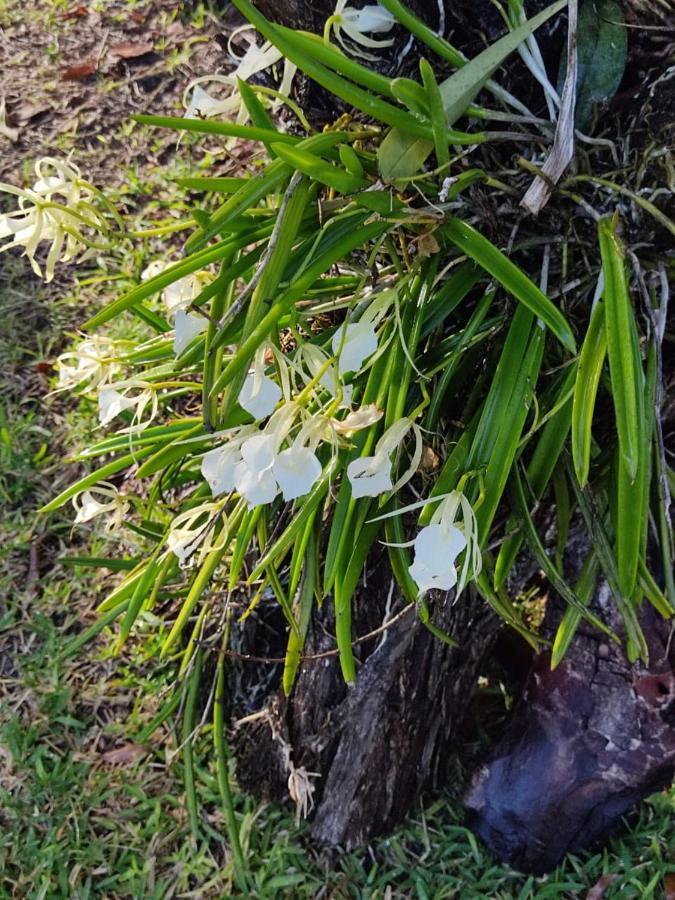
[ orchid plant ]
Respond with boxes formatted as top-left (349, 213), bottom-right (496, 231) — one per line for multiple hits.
top-left (20, 0), bottom-right (671, 862)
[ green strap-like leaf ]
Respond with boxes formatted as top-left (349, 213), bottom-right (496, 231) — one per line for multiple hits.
top-left (599, 215), bottom-right (641, 481)
top-left (443, 218), bottom-right (577, 352)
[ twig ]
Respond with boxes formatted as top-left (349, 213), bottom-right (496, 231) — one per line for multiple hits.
top-left (208, 171), bottom-right (304, 354)
top-left (225, 602), bottom-right (417, 665)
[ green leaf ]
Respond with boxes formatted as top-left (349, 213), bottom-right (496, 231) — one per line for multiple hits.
top-left (443, 218), bottom-right (577, 353)
top-left (563, 0), bottom-right (627, 129)
top-left (270, 143), bottom-right (367, 193)
top-left (377, 129), bottom-right (434, 182)
top-left (495, 363), bottom-right (576, 587)
top-left (420, 58), bottom-right (450, 169)
top-left (378, 0), bottom-right (567, 179)
top-left (599, 215), bottom-right (641, 481)
top-left (571, 299), bottom-right (607, 486)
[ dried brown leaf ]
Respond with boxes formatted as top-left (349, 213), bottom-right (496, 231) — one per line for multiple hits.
top-left (586, 874), bottom-right (617, 900)
top-left (59, 5), bottom-right (89, 20)
top-left (100, 743), bottom-right (147, 766)
top-left (109, 42), bottom-right (155, 60)
top-left (665, 873), bottom-right (675, 900)
top-left (61, 61), bottom-right (98, 81)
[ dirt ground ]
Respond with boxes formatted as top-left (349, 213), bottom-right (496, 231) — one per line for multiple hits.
top-left (0, 0), bottom-right (242, 186)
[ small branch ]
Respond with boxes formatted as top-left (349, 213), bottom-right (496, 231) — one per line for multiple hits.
top-left (225, 602), bottom-right (417, 665)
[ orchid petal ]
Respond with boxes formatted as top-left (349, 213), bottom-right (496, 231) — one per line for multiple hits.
top-left (98, 388), bottom-right (137, 426)
top-left (332, 321), bottom-right (378, 373)
top-left (234, 461), bottom-right (279, 507)
top-left (238, 371), bottom-right (282, 420)
top-left (201, 445), bottom-right (240, 496)
top-left (347, 455), bottom-right (393, 498)
top-left (173, 310), bottom-right (207, 354)
top-left (273, 446), bottom-right (322, 501)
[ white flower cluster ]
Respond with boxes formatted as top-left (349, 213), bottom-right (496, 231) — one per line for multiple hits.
top-left (0, 157), bottom-right (107, 282)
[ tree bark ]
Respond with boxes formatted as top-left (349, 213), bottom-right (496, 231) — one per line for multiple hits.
top-left (234, 558), bottom-right (501, 847)
top-left (464, 585), bottom-right (675, 873)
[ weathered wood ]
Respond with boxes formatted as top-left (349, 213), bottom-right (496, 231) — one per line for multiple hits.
top-left (464, 587), bottom-right (675, 873)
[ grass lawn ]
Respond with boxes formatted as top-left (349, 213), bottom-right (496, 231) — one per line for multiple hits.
top-left (1, 1), bottom-right (674, 897)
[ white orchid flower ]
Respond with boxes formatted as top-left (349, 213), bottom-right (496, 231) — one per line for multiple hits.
top-left (347, 417), bottom-right (422, 498)
top-left (164, 275), bottom-right (201, 314)
top-left (201, 445), bottom-right (242, 497)
top-left (141, 262), bottom-right (205, 315)
top-left (0, 157), bottom-right (108, 281)
top-left (332, 320), bottom-right (378, 374)
top-left (56, 336), bottom-right (121, 392)
top-left (200, 423), bottom-right (260, 497)
top-left (98, 388), bottom-right (138, 425)
top-left (183, 30), bottom-right (296, 134)
top-left (167, 501), bottom-right (227, 567)
top-left (72, 483), bottom-right (129, 532)
top-left (273, 445), bottom-right (323, 501)
top-left (234, 433), bottom-right (280, 507)
top-left (271, 418), bottom-right (324, 502)
top-left (202, 404), bottom-right (325, 508)
top-left (98, 382), bottom-right (157, 432)
top-left (238, 346), bottom-right (282, 420)
top-left (408, 491), bottom-right (482, 596)
top-left (173, 309), bottom-right (207, 355)
top-left (326, 0), bottom-right (396, 60)
top-left (332, 287), bottom-right (398, 374)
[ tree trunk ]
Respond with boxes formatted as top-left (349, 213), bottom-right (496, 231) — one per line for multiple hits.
top-left (234, 558), bottom-right (501, 847)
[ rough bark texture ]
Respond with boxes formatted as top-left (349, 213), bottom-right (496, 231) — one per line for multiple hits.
top-left (235, 561), bottom-right (500, 848)
top-left (464, 586), bottom-right (675, 873)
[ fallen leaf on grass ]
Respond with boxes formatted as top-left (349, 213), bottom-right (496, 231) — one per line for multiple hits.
top-left (100, 743), bottom-right (147, 766)
top-left (586, 874), bottom-right (617, 900)
top-left (109, 42), bottom-right (155, 60)
top-left (60, 5), bottom-right (89, 19)
top-left (61, 61), bottom-right (98, 81)
top-left (665, 873), bottom-right (675, 900)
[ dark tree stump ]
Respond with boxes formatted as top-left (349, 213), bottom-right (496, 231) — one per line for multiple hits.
top-left (234, 561), bottom-right (500, 848)
top-left (464, 585), bottom-right (675, 873)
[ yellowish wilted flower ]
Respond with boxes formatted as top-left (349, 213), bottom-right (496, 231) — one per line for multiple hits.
top-left (0, 157), bottom-right (108, 281)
